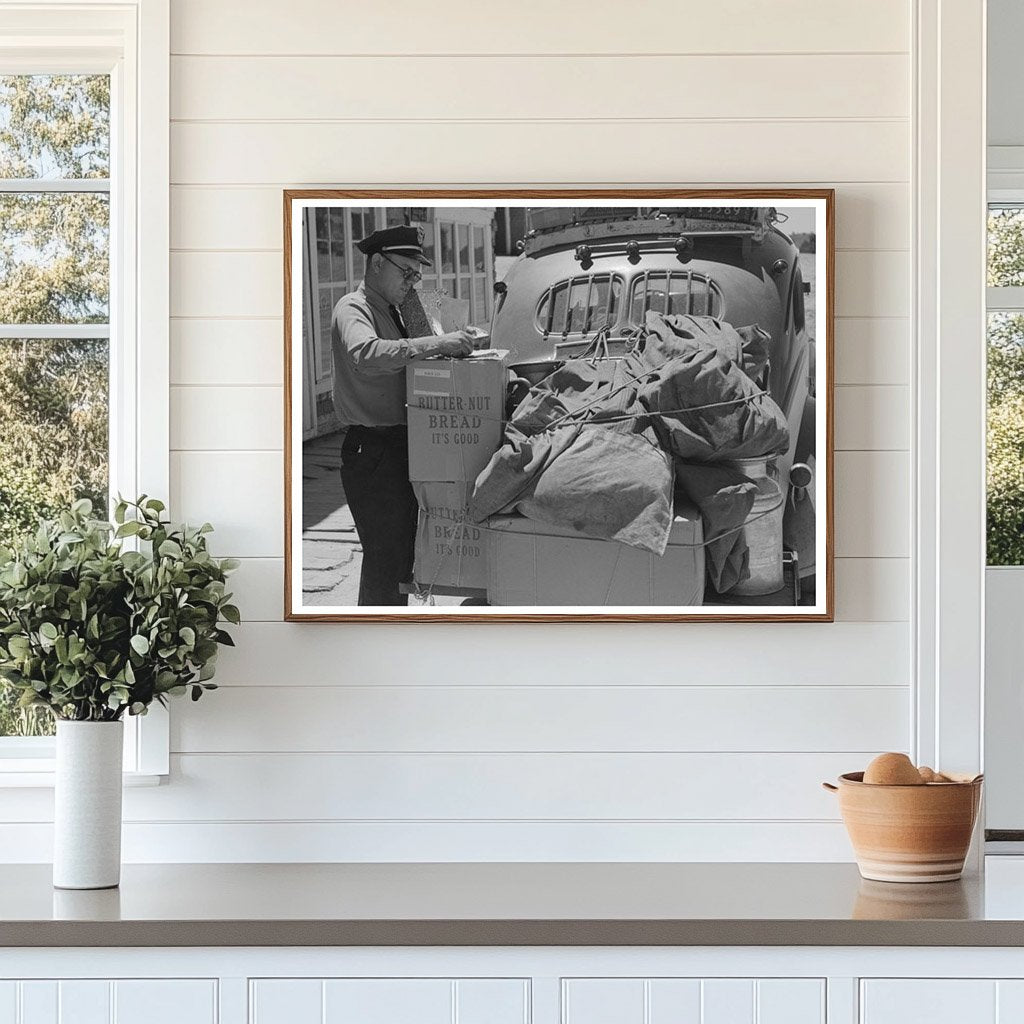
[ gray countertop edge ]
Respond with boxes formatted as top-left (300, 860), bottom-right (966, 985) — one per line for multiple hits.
top-left (4, 919), bottom-right (1024, 948)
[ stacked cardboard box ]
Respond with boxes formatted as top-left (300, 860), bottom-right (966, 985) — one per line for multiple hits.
top-left (485, 505), bottom-right (706, 607)
top-left (407, 351), bottom-right (509, 591)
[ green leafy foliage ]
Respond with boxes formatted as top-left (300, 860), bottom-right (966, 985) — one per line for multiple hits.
top-left (988, 394), bottom-right (1024, 566)
top-left (989, 208), bottom-right (1024, 288)
top-left (0, 497), bottom-right (238, 723)
top-left (987, 209), bottom-right (1024, 565)
top-left (0, 339), bottom-right (108, 539)
top-left (0, 75), bottom-right (112, 730)
top-left (988, 310), bottom-right (1024, 564)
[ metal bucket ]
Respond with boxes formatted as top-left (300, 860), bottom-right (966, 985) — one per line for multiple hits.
top-left (724, 454), bottom-right (778, 481)
top-left (731, 475), bottom-right (785, 596)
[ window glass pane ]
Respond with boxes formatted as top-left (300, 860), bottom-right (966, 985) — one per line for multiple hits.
top-left (628, 272), bottom-right (720, 322)
top-left (318, 288), bottom-right (333, 377)
top-left (457, 225), bottom-right (469, 276)
top-left (566, 279), bottom-right (590, 334)
top-left (328, 209), bottom-right (347, 285)
top-left (0, 336), bottom-right (108, 740)
top-left (314, 208), bottom-right (331, 282)
top-left (473, 278), bottom-right (485, 321)
top-left (0, 75), bottom-right (109, 179)
top-left (988, 206), bottom-right (1024, 288)
top-left (473, 226), bottom-right (486, 273)
top-left (549, 282), bottom-right (568, 332)
top-left (987, 312), bottom-right (1024, 566)
top-left (386, 208), bottom-right (405, 227)
top-left (0, 192), bottom-right (109, 324)
top-left (349, 210), bottom-right (370, 280)
top-left (587, 275), bottom-right (621, 332)
top-left (417, 222), bottom-right (435, 269)
top-left (440, 224), bottom-right (454, 274)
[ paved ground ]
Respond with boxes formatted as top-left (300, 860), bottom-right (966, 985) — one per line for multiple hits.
top-left (301, 432), bottom-right (362, 607)
top-left (301, 432), bottom-right (462, 608)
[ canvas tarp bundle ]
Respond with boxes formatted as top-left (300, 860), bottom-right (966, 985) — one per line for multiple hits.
top-left (466, 358), bottom-right (675, 555)
top-left (467, 313), bottom-right (790, 588)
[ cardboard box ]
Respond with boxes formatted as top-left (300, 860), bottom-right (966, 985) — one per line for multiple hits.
top-left (412, 481), bottom-right (487, 591)
top-left (407, 351), bottom-right (509, 483)
top-left (485, 507), bottom-right (705, 607)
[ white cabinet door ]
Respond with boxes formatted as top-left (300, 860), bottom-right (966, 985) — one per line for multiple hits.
top-left (0, 980), bottom-right (216, 1024)
top-left (862, 980), bottom-right (997, 1024)
top-left (562, 978), bottom-right (825, 1024)
top-left (249, 978), bottom-right (528, 1024)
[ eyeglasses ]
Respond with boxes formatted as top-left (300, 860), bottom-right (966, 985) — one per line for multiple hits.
top-left (381, 254), bottom-right (422, 283)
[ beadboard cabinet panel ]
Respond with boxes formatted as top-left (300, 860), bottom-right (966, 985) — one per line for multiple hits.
top-left (0, 981), bottom-right (217, 1024)
top-left (249, 979), bottom-right (529, 1024)
top-left (562, 978), bottom-right (825, 1024)
top-left (860, 980), bottom-right (996, 1023)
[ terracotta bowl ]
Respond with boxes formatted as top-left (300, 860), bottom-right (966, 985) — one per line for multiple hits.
top-left (823, 771), bottom-right (983, 883)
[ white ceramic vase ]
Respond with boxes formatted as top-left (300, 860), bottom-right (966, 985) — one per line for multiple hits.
top-left (53, 719), bottom-right (124, 889)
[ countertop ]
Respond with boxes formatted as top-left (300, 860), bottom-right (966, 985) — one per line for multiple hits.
top-left (5, 861), bottom-right (1024, 947)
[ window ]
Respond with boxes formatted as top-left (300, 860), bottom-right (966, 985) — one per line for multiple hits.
top-left (536, 274), bottom-right (624, 337)
top-left (986, 205), bottom-right (1024, 566)
top-left (627, 270), bottom-right (723, 323)
top-left (0, 3), bottom-right (169, 778)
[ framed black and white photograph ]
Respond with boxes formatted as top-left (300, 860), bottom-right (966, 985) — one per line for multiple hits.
top-left (284, 190), bottom-right (833, 621)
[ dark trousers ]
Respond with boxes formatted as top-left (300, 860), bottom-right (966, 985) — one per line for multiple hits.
top-left (340, 425), bottom-right (418, 606)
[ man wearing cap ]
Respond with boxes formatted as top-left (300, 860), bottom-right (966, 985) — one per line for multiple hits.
top-left (332, 224), bottom-right (476, 606)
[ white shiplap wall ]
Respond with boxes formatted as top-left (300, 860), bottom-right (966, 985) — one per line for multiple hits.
top-left (1, 0), bottom-right (915, 862)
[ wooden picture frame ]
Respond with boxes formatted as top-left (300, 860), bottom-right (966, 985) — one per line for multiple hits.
top-left (284, 190), bottom-right (834, 622)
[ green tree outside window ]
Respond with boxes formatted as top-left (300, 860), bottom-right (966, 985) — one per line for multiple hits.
top-left (988, 208), bottom-right (1024, 566)
top-left (0, 75), bottom-right (110, 736)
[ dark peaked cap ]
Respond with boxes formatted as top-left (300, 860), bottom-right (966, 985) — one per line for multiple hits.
top-left (356, 225), bottom-right (432, 266)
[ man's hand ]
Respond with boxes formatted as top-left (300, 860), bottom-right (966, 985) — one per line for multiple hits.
top-left (434, 330), bottom-right (475, 358)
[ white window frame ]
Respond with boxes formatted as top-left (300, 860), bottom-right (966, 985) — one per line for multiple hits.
top-left (983, 181), bottom-right (1024, 838)
top-left (0, 0), bottom-right (169, 785)
top-left (914, 0), bottom-right (986, 842)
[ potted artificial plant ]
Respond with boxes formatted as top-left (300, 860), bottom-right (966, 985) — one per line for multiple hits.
top-left (0, 497), bottom-right (239, 889)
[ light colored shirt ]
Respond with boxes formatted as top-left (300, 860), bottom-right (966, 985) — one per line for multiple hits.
top-left (331, 282), bottom-right (419, 428)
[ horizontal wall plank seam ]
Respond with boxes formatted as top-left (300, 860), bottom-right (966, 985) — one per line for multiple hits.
top-left (220, 555), bottom-right (912, 563)
top-left (171, 180), bottom-right (911, 187)
top-left (226, 554), bottom-right (906, 562)
top-left (200, 683), bottom-right (910, 690)
top-left (165, 750), bottom-right (898, 756)
top-left (171, 448), bottom-right (911, 454)
top-left (28, 816), bottom-right (849, 824)
top-left (168, 315), bottom-right (911, 321)
top-left (171, 116), bottom-right (912, 126)
top-left (170, 51), bottom-right (913, 59)
top-left (171, 182), bottom-right (912, 189)
top-left (199, 679), bottom-right (911, 685)
top-left (168, 247), bottom-right (911, 254)
top-left (164, 751), bottom-right (898, 759)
